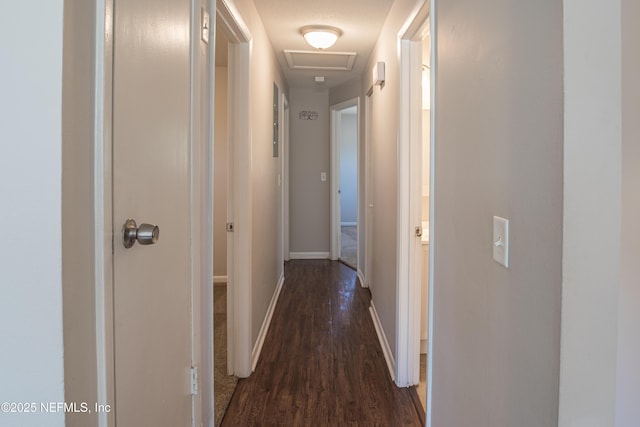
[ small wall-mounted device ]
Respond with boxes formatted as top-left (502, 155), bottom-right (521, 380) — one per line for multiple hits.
top-left (373, 61), bottom-right (385, 86)
top-left (201, 7), bottom-right (210, 44)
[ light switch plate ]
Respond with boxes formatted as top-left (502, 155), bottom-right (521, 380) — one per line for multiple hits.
top-left (321, 172), bottom-right (327, 182)
top-left (201, 8), bottom-right (210, 44)
top-left (493, 216), bottom-right (509, 268)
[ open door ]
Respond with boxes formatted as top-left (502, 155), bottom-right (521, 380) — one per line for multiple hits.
top-left (330, 98), bottom-right (360, 270)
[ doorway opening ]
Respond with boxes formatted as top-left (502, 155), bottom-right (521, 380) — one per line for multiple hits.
top-left (209, 2), bottom-right (253, 425)
top-left (395, 0), bottom-right (433, 423)
top-left (330, 98), bottom-right (360, 270)
top-left (212, 16), bottom-right (239, 425)
top-left (416, 29), bottom-right (432, 414)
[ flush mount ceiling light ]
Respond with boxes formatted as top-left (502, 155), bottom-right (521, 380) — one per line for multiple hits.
top-left (301, 25), bottom-right (342, 50)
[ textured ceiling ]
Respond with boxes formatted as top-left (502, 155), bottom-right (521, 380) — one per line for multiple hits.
top-left (253, 0), bottom-right (394, 89)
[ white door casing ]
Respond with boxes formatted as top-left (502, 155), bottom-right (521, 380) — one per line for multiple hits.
top-left (330, 97), bottom-right (360, 263)
top-left (364, 91), bottom-right (373, 288)
top-left (111, 0), bottom-right (193, 425)
top-left (396, 0), bottom-right (430, 389)
top-left (283, 94), bottom-right (290, 262)
top-left (216, 0), bottom-right (253, 378)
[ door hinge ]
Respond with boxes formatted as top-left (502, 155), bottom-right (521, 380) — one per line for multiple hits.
top-left (226, 222), bottom-right (234, 232)
top-left (190, 366), bottom-right (199, 395)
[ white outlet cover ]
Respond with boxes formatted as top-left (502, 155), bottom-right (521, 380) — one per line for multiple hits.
top-left (493, 216), bottom-right (509, 268)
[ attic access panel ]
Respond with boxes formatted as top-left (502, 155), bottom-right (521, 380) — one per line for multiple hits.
top-left (284, 50), bottom-right (357, 71)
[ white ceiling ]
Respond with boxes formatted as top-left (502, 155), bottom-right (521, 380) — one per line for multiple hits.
top-left (253, 0), bottom-right (394, 89)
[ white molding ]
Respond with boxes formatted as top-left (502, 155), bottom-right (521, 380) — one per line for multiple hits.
top-left (289, 252), bottom-right (331, 260)
top-left (369, 301), bottom-right (396, 382)
top-left (330, 108), bottom-right (341, 260)
top-left (330, 97), bottom-right (360, 262)
top-left (364, 93), bottom-right (373, 293)
top-left (95, 1), bottom-right (115, 426)
top-left (213, 276), bottom-right (228, 284)
top-left (251, 272), bottom-right (285, 371)
top-left (340, 221), bottom-right (357, 226)
top-left (396, 0), bottom-right (430, 390)
top-left (357, 269), bottom-right (367, 288)
top-left (200, 1), bottom-right (215, 423)
top-left (217, 0), bottom-right (252, 379)
top-left (283, 94), bottom-right (290, 262)
top-left (216, 0), bottom-right (251, 44)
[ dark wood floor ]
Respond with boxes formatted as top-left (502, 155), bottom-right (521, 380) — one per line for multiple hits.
top-left (222, 260), bottom-right (423, 426)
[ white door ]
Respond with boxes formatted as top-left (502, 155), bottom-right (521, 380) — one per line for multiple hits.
top-left (112, 0), bottom-right (193, 425)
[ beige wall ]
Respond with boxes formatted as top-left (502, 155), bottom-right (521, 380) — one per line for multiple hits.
top-left (214, 66), bottom-right (228, 277)
top-left (61, 1), bottom-right (98, 425)
top-left (289, 87), bottom-right (330, 254)
top-left (361, 0), bottom-right (421, 362)
top-left (431, 0), bottom-right (563, 425)
top-left (233, 0), bottom-right (288, 345)
top-left (617, 0), bottom-right (640, 423)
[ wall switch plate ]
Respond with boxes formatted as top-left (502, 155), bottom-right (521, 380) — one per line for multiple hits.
top-left (201, 8), bottom-right (210, 44)
top-left (321, 172), bottom-right (327, 182)
top-left (493, 216), bottom-right (509, 268)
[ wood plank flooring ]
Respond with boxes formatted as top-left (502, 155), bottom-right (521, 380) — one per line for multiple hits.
top-left (221, 260), bottom-right (422, 426)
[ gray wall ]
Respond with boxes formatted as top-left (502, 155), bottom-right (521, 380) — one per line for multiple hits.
top-left (0, 1), bottom-right (66, 425)
top-left (62, 1), bottom-right (98, 425)
top-left (214, 66), bottom-right (228, 278)
top-left (617, 0), bottom-right (640, 422)
top-left (431, 0), bottom-right (563, 425)
top-left (339, 113), bottom-right (358, 224)
top-left (362, 0), bottom-right (419, 362)
top-left (289, 87), bottom-right (330, 254)
top-left (233, 0), bottom-right (289, 345)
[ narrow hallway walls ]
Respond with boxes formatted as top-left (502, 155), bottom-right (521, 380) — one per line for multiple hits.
top-left (230, 0), bottom-right (289, 352)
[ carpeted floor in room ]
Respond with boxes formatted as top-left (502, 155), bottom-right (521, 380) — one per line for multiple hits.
top-left (214, 284), bottom-right (238, 427)
top-left (340, 225), bottom-right (357, 269)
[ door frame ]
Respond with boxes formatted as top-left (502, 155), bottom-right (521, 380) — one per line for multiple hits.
top-left (94, 1), bottom-right (115, 425)
top-left (364, 89), bottom-right (373, 288)
top-left (330, 97), bottom-right (360, 262)
top-left (395, 0), bottom-right (431, 391)
top-left (93, 0), bottom-right (253, 425)
top-left (282, 93), bottom-right (290, 262)
top-left (216, 0), bottom-right (253, 379)
top-left (94, 0), bottom-right (211, 425)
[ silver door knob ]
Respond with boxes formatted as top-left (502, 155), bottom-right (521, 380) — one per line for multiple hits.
top-left (122, 219), bottom-right (160, 248)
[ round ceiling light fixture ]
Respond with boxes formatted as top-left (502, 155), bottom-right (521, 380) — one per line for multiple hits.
top-left (301, 25), bottom-right (342, 50)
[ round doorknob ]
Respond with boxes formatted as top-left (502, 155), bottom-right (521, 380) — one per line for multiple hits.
top-left (122, 219), bottom-right (160, 248)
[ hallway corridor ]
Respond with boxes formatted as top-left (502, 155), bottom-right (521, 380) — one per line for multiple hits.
top-left (221, 260), bottom-right (422, 425)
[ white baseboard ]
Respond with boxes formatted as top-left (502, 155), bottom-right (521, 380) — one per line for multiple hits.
top-left (357, 269), bottom-right (367, 288)
top-left (420, 339), bottom-right (428, 354)
top-left (340, 221), bottom-right (357, 226)
top-left (213, 275), bottom-right (228, 284)
top-left (369, 301), bottom-right (396, 382)
top-left (289, 252), bottom-right (330, 260)
top-left (252, 272), bottom-right (285, 371)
